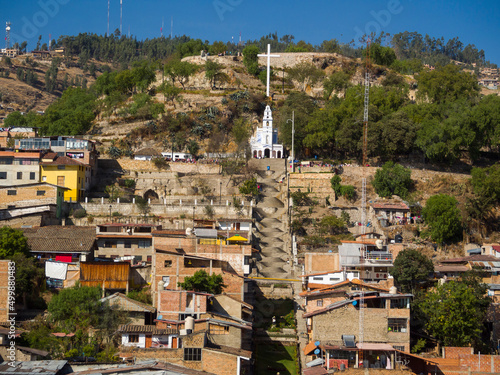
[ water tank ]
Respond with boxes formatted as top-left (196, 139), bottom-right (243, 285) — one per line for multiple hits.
top-left (186, 227), bottom-right (192, 236)
top-left (375, 239), bottom-right (383, 249)
top-left (389, 286), bottom-right (397, 294)
top-left (157, 280), bottom-right (164, 291)
top-left (395, 234), bottom-right (403, 243)
top-left (185, 316), bottom-right (195, 334)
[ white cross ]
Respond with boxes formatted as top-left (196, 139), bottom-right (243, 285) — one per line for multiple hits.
top-left (258, 44), bottom-right (280, 97)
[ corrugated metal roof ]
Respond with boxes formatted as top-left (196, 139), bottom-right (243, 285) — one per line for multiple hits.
top-left (194, 228), bottom-right (218, 238)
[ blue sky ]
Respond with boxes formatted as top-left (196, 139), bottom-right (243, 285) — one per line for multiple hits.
top-left (3, 0), bottom-right (500, 65)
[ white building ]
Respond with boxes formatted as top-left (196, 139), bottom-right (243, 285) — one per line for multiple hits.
top-left (250, 105), bottom-right (283, 158)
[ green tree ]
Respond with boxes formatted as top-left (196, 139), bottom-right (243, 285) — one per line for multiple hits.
top-left (323, 71), bottom-right (351, 99)
top-left (164, 59), bottom-right (198, 89)
top-left (187, 140), bottom-right (200, 158)
top-left (239, 177), bottom-right (259, 199)
top-left (178, 270), bottom-right (226, 294)
top-left (287, 62), bottom-right (324, 92)
top-left (11, 253), bottom-right (45, 307)
top-left (159, 82), bottom-right (182, 106)
top-left (205, 60), bottom-right (226, 88)
top-left (391, 249), bottom-right (434, 293)
top-left (242, 45), bottom-right (260, 75)
top-left (0, 226), bottom-right (30, 259)
top-left (416, 64), bottom-right (479, 104)
top-left (372, 162), bottom-right (413, 199)
top-left (422, 194), bottom-right (462, 244)
top-left (317, 216), bottom-right (347, 235)
top-left (47, 286), bottom-right (102, 331)
top-left (419, 278), bottom-right (490, 348)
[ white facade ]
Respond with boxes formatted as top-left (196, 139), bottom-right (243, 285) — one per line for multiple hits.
top-left (250, 106), bottom-right (283, 159)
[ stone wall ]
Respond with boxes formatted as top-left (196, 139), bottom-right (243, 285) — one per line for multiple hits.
top-left (114, 158), bottom-right (220, 174)
top-left (289, 172), bottom-right (336, 201)
top-left (76, 201), bottom-right (252, 220)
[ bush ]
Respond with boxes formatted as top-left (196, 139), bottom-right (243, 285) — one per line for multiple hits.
top-left (152, 157), bottom-right (169, 170)
top-left (340, 185), bottom-right (355, 201)
top-left (123, 179), bottom-right (136, 189)
top-left (112, 211), bottom-right (122, 217)
top-left (73, 209), bottom-right (87, 218)
top-left (372, 161), bottom-right (413, 199)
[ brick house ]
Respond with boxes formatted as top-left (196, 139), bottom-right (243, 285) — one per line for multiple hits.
top-left (302, 281), bottom-right (411, 369)
top-left (370, 202), bottom-right (410, 226)
top-left (301, 270), bottom-right (361, 290)
top-left (0, 150), bottom-right (43, 186)
top-left (95, 223), bottom-right (161, 263)
top-left (100, 292), bottom-right (156, 325)
top-left (119, 324), bottom-right (178, 349)
top-left (0, 182), bottom-right (67, 218)
top-left (303, 252), bottom-right (339, 275)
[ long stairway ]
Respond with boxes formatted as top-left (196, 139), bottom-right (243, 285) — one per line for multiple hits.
top-left (250, 159), bottom-right (291, 279)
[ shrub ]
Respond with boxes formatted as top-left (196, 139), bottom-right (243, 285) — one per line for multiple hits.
top-left (123, 179), bottom-right (136, 189)
top-left (152, 157), bottom-right (169, 170)
top-left (73, 209), bottom-right (87, 218)
top-left (372, 161), bottom-right (413, 199)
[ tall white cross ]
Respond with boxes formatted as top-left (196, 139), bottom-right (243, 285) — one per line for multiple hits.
top-left (258, 44), bottom-right (280, 97)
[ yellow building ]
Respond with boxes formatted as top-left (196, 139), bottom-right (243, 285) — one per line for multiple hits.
top-left (40, 153), bottom-right (88, 201)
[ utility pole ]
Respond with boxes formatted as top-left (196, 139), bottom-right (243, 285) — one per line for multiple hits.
top-left (287, 111), bottom-right (295, 172)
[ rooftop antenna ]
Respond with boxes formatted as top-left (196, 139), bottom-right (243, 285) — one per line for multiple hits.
top-left (127, 25), bottom-right (130, 38)
top-left (120, 0), bottom-right (123, 35)
top-left (5, 22), bottom-right (11, 49)
top-left (170, 16), bottom-right (173, 38)
top-left (48, 33), bottom-right (51, 51)
top-left (107, 0), bottom-right (110, 35)
top-left (239, 31), bottom-right (241, 45)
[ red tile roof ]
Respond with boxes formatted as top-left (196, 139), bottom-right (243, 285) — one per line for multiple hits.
top-left (371, 202), bottom-right (410, 210)
top-left (41, 155), bottom-right (87, 166)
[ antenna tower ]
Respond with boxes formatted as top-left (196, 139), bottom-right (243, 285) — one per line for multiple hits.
top-left (5, 22), bottom-right (11, 49)
top-left (49, 33), bottom-right (51, 51)
top-left (170, 16), bottom-right (173, 38)
top-left (358, 38), bottom-right (371, 367)
top-left (120, 0), bottom-right (123, 34)
top-left (107, 0), bottom-right (110, 35)
top-left (161, 17), bottom-right (164, 37)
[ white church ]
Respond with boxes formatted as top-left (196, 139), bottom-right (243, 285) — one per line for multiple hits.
top-left (250, 105), bottom-right (284, 159)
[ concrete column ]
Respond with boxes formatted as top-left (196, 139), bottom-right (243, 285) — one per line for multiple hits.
top-left (85, 197), bottom-right (88, 203)
top-left (148, 198), bottom-right (151, 204)
top-left (226, 200), bottom-right (229, 206)
top-left (211, 200), bottom-right (213, 205)
top-left (133, 198), bottom-right (135, 204)
top-left (101, 197), bottom-right (104, 204)
top-left (180, 199), bottom-right (182, 205)
top-left (117, 198), bottom-right (120, 204)
top-left (250, 200), bottom-right (253, 207)
top-left (69, 197), bottom-right (72, 203)
top-left (195, 199), bottom-right (197, 205)
top-left (164, 198), bottom-right (166, 205)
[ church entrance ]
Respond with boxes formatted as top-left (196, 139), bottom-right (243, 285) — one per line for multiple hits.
top-left (253, 151), bottom-right (257, 158)
top-left (277, 151), bottom-right (281, 158)
top-left (264, 149), bottom-right (270, 158)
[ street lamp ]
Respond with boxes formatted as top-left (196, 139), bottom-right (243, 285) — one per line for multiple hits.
top-left (287, 111), bottom-right (295, 172)
top-left (219, 181), bottom-right (222, 205)
top-left (192, 206), bottom-right (196, 227)
top-left (109, 204), bottom-right (112, 222)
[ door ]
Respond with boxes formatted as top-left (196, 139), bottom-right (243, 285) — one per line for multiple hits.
top-left (145, 335), bottom-right (152, 348)
top-left (172, 337), bottom-right (178, 348)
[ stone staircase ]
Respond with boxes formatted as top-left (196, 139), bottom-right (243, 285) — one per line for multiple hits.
top-left (249, 159), bottom-right (291, 279)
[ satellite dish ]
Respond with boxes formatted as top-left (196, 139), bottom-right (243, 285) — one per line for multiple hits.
top-left (6, 26), bottom-right (11, 31)
top-left (352, 300), bottom-right (358, 306)
top-left (314, 341), bottom-right (321, 347)
top-left (314, 348), bottom-right (320, 355)
top-left (185, 227), bottom-right (192, 236)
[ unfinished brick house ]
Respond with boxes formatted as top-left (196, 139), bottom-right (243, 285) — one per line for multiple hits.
top-left (302, 280), bottom-right (411, 369)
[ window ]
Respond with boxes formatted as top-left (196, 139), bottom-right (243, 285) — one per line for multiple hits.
top-left (134, 256), bottom-right (142, 263)
top-left (210, 324), bottom-right (229, 335)
top-left (37, 190), bottom-right (46, 196)
top-left (393, 346), bottom-right (405, 351)
top-left (147, 256), bottom-right (152, 262)
top-left (164, 260), bottom-right (172, 268)
top-left (138, 240), bottom-right (151, 248)
top-left (57, 165), bottom-right (65, 170)
top-left (128, 334), bottom-right (139, 343)
top-left (7, 190), bottom-right (17, 196)
top-left (390, 298), bottom-right (408, 309)
top-left (17, 172), bottom-right (22, 179)
top-left (388, 318), bottom-right (407, 333)
top-left (57, 176), bottom-right (65, 187)
top-left (329, 277), bottom-right (341, 282)
top-left (30, 172), bottom-right (36, 180)
top-left (312, 277), bottom-right (323, 281)
top-left (124, 241), bottom-right (131, 248)
top-left (0, 172), bottom-right (7, 179)
top-left (184, 348), bottom-right (201, 361)
top-left (104, 241), bottom-right (117, 248)
top-left (317, 299), bottom-right (323, 307)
